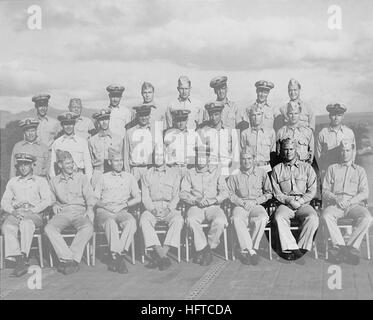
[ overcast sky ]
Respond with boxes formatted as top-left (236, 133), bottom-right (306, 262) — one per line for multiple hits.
top-left (0, 0), bottom-right (372, 115)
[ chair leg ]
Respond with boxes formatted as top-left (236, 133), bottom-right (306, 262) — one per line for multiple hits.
top-left (131, 237), bottom-right (135, 265)
top-left (366, 231), bottom-right (371, 260)
top-left (48, 238), bottom-right (54, 268)
top-left (37, 235), bottom-right (44, 268)
top-left (223, 228), bottom-right (228, 261)
top-left (268, 229), bottom-right (272, 261)
top-left (177, 243), bottom-right (181, 263)
top-left (91, 232), bottom-right (96, 267)
top-left (313, 241), bottom-right (318, 260)
top-left (325, 237), bottom-right (329, 260)
top-left (185, 229), bottom-right (189, 263)
top-left (0, 236), bottom-right (4, 270)
top-left (86, 241), bottom-right (90, 267)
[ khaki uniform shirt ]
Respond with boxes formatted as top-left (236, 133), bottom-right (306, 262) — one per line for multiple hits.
top-left (94, 171), bottom-right (140, 213)
top-left (180, 166), bottom-right (228, 205)
top-left (141, 166), bottom-right (181, 213)
top-left (240, 127), bottom-right (276, 163)
top-left (227, 167), bottom-right (273, 207)
top-left (1, 175), bottom-right (52, 214)
top-left (271, 160), bottom-right (317, 205)
top-left (322, 162), bottom-right (368, 206)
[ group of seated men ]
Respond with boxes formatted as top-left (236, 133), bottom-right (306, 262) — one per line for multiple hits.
top-left (1, 75), bottom-right (372, 278)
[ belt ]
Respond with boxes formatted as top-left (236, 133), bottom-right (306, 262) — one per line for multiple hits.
top-left (255, 161), bottom-right (270, 166)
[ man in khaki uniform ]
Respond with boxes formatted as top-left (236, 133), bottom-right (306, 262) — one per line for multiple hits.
top-left (127, 82), bottom-right (163, 130)
top-left (271, 138), bottom-right (319, 264)
top-left (204, 76), bottom-right (240, 129)
top-left (68, 98), bottom-right (95, 140)
top-left (1, 153), bottom-right (52, 277)
top-left (140, 155), bottom-right (184, 271)
top-left (276, 103), bottom-right (314, 164)
top-left (32, 94), bottom-right (61, 148)
top-left (124, 104), bottom-right (158, 181)
top-left (106, 84), bottom-right (132, 138)
top-left (240, 105), bottom-right (276, 173)
top-left (227, 151), bottom-right (272, 265)
top-left (322, 141), bottom-right (372, 265)
top-left (276, 79), bottom-right (315, 132)
top-left (50, 112), bottom-right (93, 179)
top-left (242, 80), bottom-right (275, 130)
top-left (180, 147), bottom-right (229, 266)
top-left (45, 150), bottom-right (95, 275)
top-left (88, 108), bottom-right (124, 187)
top-left (164, 109), bottom-right (195, 178)
top-left (165, 76), bottom-right (204, 130)
top-left (198, 102), bottom-right (239, 176)
top-left (94, 148), bottom-right (140, 274)
top-left (316, 103), bottom-right (356, 176)
top-left (10, 118), bottom-right (49, 178)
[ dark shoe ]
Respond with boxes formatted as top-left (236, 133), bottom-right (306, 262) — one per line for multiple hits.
top-left (63, 260), bottom-right (80, 275)
top-left (57, 260), bottom-right (67, 273)
top-left (249, 253), bottom-right (259, 266)
top-left (107, 255), bottom-right (118, 272)
top-left (328, 246), bottom-right (344, 264)
top-left (200, 247), bottom-right (213, 266)
top-left (279, 251), bottom-right (294, 261)
top-left (159, 257), bottom-right (172, 271)
top-left (10, 255), bottom-right (28, 278)
top-left (239, 252), bottom-right (251, 265)
top-left (292, 249), bottom-right (304, 260)
top-left (116, 255), bottom-right (128, 274)
top-left (193, 250), bottom-right (204, 264)
top-left (343, 248), bottom-right (360, 265)
top-left (145, 259), bottom-right (159, 269)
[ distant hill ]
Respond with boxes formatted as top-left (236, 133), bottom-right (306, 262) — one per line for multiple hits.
top-left (0, 107), bottom-right (101, 128)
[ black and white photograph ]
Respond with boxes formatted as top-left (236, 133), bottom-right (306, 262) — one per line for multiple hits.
top-left (0, 0), bottom-right (372, 305)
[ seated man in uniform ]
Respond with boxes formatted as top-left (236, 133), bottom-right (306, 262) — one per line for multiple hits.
top-left (94, 147), bottom-right (140, 274)
top-left (1, 153), bottom-right (52, 277)
top-left (45, 150), bottom-right (95, 275)
top-left (227, 151), bottom-right (273, 265)
top-left (140, 153), bottom-right (184, 271)
top-left (271, 138), bottom-right (319, 264)
top-left (180, 146), bottom-right (229, 266)
top-left (10, 118), bottom-right (49, 178)
top-left (322, 141), bottom-right (373, 265)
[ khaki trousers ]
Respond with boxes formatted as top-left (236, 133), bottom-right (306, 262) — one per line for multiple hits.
top-left (232, 205), bottom-right (269, 252)
top-left (274, 204), bottom-right (319, 251)
top-left (139, 210), bottom-right (183, 249)
top-left (322, 204), bottom-right (373, 250)
top-left (96, 208), bottom-right (137, 254)
top-left (2, 214), bottom-right (43, 258)
top-left (186, 205), bottom-right (228, 251)
top-left (45, 207), bottom-right (93, 263)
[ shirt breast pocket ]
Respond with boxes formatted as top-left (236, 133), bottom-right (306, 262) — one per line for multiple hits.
top-left (162, 182), bottom-right (175, 199)
top-left (278, 176), bottom-right (291, 190)
top-left (295, 174), bottom-right (307, 191)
